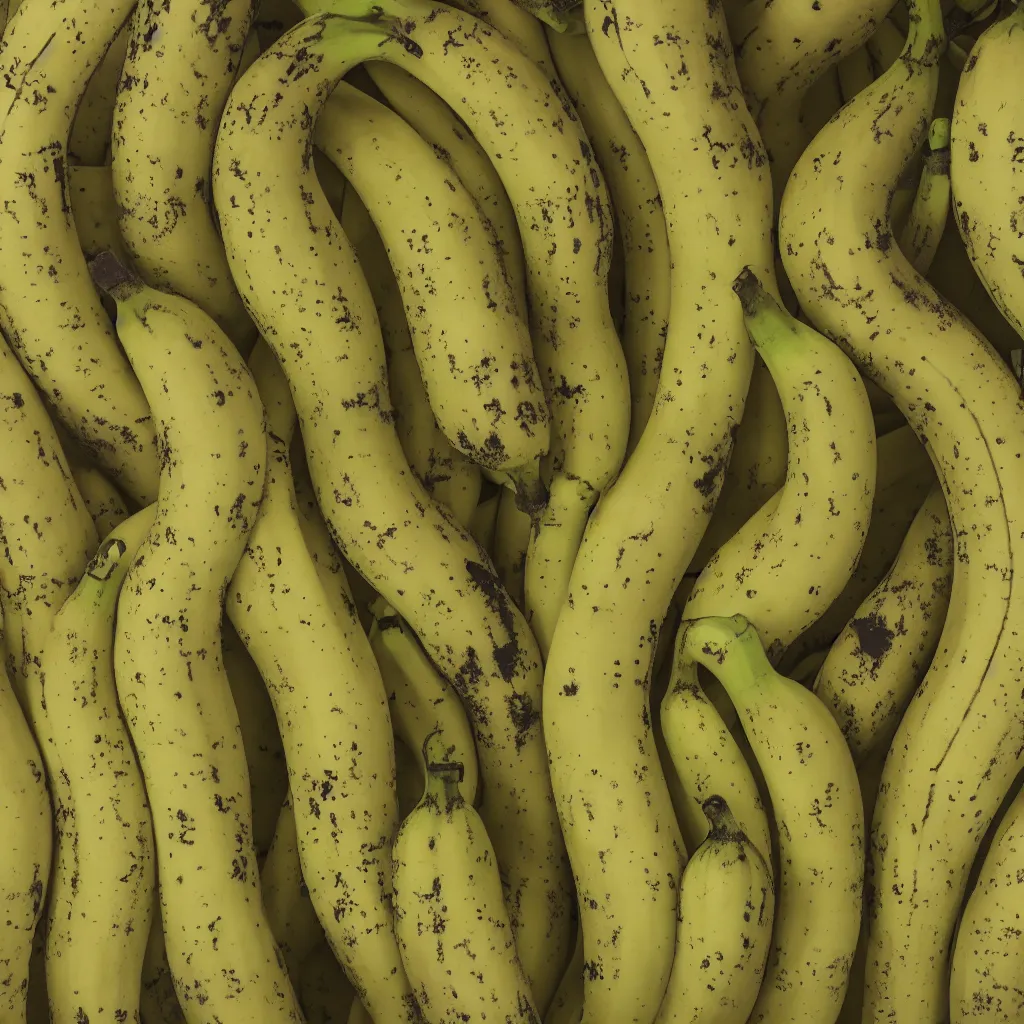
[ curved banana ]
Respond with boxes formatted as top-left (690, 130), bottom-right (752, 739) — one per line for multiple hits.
top-left (112, 0), bottom-right (258, 352)
top-left (683, 268), bottom-right (876, 663)
top-left (778, 0), bottom-right (1024, 1016)
top-left (392, 732), bottom-right (540, 1023)
top-left (96, 256), bottom-right (302, 1019)
top-left (799, 63), bottom-right (844, 142)
top-left (949, 783), bottom-right (1024, 1022)
top-left (654, 796), bottom-right (774, 1024)
top-left (837, 44), bottom-right (877, 104)
top-left (338, 184), bottom-right (482, 526)
top-left (363, 61), bottom-right (528, 318)
top-left (227, 337), bottom-right (418, 1020)
top-left (139, 908), bottom-right (186, 1024)
top-left (545, 921), bottom-right (583, 1024)
top-left (68, 462), bottom-right (132, 539)
top-left (0, 0), bottom-right (158, 504)
top-left (659, 653), bottom-right (772, 865)
top-left (315, 81), bottom-right (550, 498)
top-left (493, 485), bottom-right (532, 609)
top-left (866, 14), bottom-right (908, 75)
top-left (546, 26), bottom-right (671, 451)
top-left (814, 483), bottom-right (954, 761)
top-left (681, 614), bottom-right (863, 1024)
top-left (214, 18), bottom-right (572, 1008)
top-left (69, 18), bottom-right (129, 166)
top-left (69, 164), bottom-right (131, 264)
top-left (899, 116), bottom-right (951, 274)
top-left (42, 508), bottom-right (157, 1024)
top-left (950, 2), bottom-right (1024, 343)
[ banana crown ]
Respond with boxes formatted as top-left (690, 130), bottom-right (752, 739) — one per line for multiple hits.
top-left (419, 728), bottom-right (466, 812)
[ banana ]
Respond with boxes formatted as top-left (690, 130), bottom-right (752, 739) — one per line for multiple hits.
top-left (391, 731), bottom-right (540, 1023)
top-left (338, 184), bottom-right (483, 526)
top-left (545, 921), bottom-right (584, 1024)
top-left (899, 116), bottom-right (952, 274)
top-left (654, 796), bottom-right (774, 1024)
top-left (298, 941), bottom-right (357, 1023)
top-left (95, 255), bottom-right (302, 1019)
top-left (42, 508), bottom-right (157, 1024)
top-left (214, 18), bottom-right (573, 1008)
top-left (778, 0), bottom-right (1024, 1016)
top-left (799, 64), bottom-right (844, 142)
top-left (0, 0), bottom-right (158, 505)
top-left (315, 81), bottom-right (551, 499)
top-left (545, 26), bottom-right (671, 452)
top-left (866, 14), bottom-right (908, 74)
top-left (683, 268), bottom-right (876, 663)
top-left (362, 60), bottom-right (528, 319)
top-left (814, 483), bottom-right (954, 761)
top-left (112, 0), bottom-right (258, 353)
top-left (68, 462), bottom-right (132, 539)
top-left (949, 783), bottom-right (1024, 1022)
top-left (139, 909), bottom-right (186, 1024)
top-left (493, 485), bottom-right (532, 609)
top-left (369, 596), bottom-right (482, 806)
top-left (69, 164), bottom-right (131, 264)
top-left (680, 614), bottom-right (863, 1024)
top-left (503, 0), bottom-right (577, 32)
top-left (69, 18), bottom-right (129, 166)
top-left (837, 44), bottom-right (878, 104)
top-left (950, 2), bottom-right (1024, 343)
top-left (226, 337), bottom-right (418, 1020)
top-left (659, 653), bottom-right (772, 865)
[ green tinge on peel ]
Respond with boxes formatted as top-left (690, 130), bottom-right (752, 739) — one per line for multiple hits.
top-left (929, 116), bottom-right (951, 151)
top-left (733, 266), bottom-right (819, 358)
top-left (677, 614), bottom-right (777, 704)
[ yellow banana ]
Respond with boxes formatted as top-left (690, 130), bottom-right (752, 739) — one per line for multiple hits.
top-left (69, 18), bottom-right (129, 166)
top-left (814, 483), bottom-right (954, 761)
top-left (778, 0), bottom-right (1024, 1015)
top-left (545, 921), bottom-right (584, 1024)
top-left (214, 18), bottom-right (573, 1008)
top-left (42, 508), bottom-right (157, 1024)
top-left (654, 796), bottom-right (774, 1024)
top-left (899, 116), bottom-right (952, 274)
top-left (837, 44), bottom-right (878, 104)
top-left (392, 732), bottom-right (540, 1022)
top-left (95, 255), bottom-right (302, 1019)
top-left (950, 2), bottom-right (1024, 343)
top-left (493, 485), bottom-right (532, 610)
top-left (69, 164), bottom-right (131, 264)
top-left (112, 0), bottom-right (258, 352)
top-left (0, 0), bottom-right (158, 504)
top-left (227, 337), bottom-right (418, 1020)
top-left (866, 15), bottom-right (908, 74)
top-left (315, 81), bottom-right (550, 499)
top-left (546, 26), bottom-right (671, 452)
top-left (139, 909), bottom-right (186, 1024)
top-left (683, 268), bottom-right (876, 663)
top-left (298, 941), bottom-right (357, 1023)
top-left (68, 462), bottom-right (132, 539)
top-left (681, 615), bottom-right (863, 1024)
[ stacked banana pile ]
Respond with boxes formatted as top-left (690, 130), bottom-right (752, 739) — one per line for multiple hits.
top-left (0, 0), bottom-right (1021, 1020)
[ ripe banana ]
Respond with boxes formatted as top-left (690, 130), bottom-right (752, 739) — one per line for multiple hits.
top-left (227, 335), bottom-right (417, 1020)
top-left (214, 19), bottom-right (573, 1007)
top-left (42, 507), bottom-right (157, 1024)
top-left (299, 940), bottom-right (357, 1023)
top-left (493, 486), bottom-right (532, 609)
top-left (654, 796), bottom-right (774, 1024)
top-left (680, 614), bottom-right (863, 1024)
top-left (546, 26), bottom-right (671, 452)
top-left (391, 732), bottom-right (540, 1023)
top-left (96, 256), bottom-right (301, 1019)
top-left (659, 653), bottom-right (772, 865)
top-left (950, 2), bottom-right (1024, 343)
top-left (545, 921), bottom-right (584, 1024)
top-left (69, 18), bottom-right (129, 166)
top-left (949, 783), bottom-right (1024, 1022)
top-left (683, 268), bottom-right (876, 663)
top-left (112, 0), bottom-right (258, 352)
top-left (315, 80), bottom-right (550, 499)
top-left (814, 483), bottom-right (954, 761)
top-left (139, 908), bottom-right (186, 1024)
top-left (899, 117), bottom-right (952, 274)
top-left (837, 44), bottom-right (878, 105)
top-left (779, 0), bottom-right (1024, 1015)
top-left (68, 462), bottom-right (131, 539)
top-left (866, 15), bottom-right (908, 75)
top-left (0, 0), bottom-right (158, 504)
top-left (69, 164), bottom-right (131, 264)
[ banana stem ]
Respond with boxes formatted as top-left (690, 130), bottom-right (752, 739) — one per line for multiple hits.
top-left (88, 249), bottom-right (145, 303)
top-left (676, 614), bottom-right (774, 700)
top-left (701, 795), bottom-right (744, 841)
top-left (421, 728), bottom-right (465, 806)
top-left (906, 0), bottom-right (948, 61)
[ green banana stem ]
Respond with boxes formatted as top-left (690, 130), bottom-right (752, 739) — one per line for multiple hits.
top-left (898, 117), bottom-right (951, 274)
top-left (928, 115), bottom-right (951, 151)
top-left (676, 613), bottom-right (775, 702)
top-left (732, 266), bottom-right (821, 361)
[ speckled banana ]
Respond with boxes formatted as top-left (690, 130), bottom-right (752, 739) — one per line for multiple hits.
top-left (659, 652), bottom-right (772, 864)
top-left (837, 44), bottom-right (877, 104)
top-left (95, 256), bottom-right (301, 1020)
top-left (733, 0), bottom-right (893, 203)
top-left (315, 81), bottom-right (551, 500)
top-left (654, 796), bottom-right (774, 1024)
top-left (68, 462), bottom-right (131, 539)
top-left (950, 2), bottom-right (1024, 343)
top-left (0, 0), bottom-right (158, 505)
top-left (139, 909), bottom-right (186, 1024)
top-left (214, 19), bottom-right (573, 1009)
top-left (949, 782), bottom-right (1024, 1022)
top-left (112, 0), bottom-right (258, 353)
top-left (899, 117), bottom-right (951, 273)
top-left (363, 60), bottom-right (528, 319)
top-left (42, 507), bottom-right (157, 1024)
top-left (545, 921), bottom-right (584, 1024)
top-left (778, 0), bottom-right (1024, 1017)
top-left (69, 18), bottom-right (129, 166)
top-left (369, 597), bottom-right (481, 807)
top-left (493, 486), bottom-right (532, 609)
top-left (338, 184), bottom-right (483, 526)
top-left (546, 25), bottom-right (671, 452)
top-left (543, 0), bottom-right (775, 1015)
top-left (683, 268), bottom-right (876, 664)
top-left (392, 732), bottom-right (541, 1023)
top-left (226, 337), bottom-right (418, 1021)
top-left (69, 165), bottom-right (132, 264)
top-left (814, 483), bottom-right (954, 762)
top-left (680, 614), bottom-right (863, 1024)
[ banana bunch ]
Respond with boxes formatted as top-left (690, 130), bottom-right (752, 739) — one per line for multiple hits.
top-left (3, 0), bottom-right (1024, 1020)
